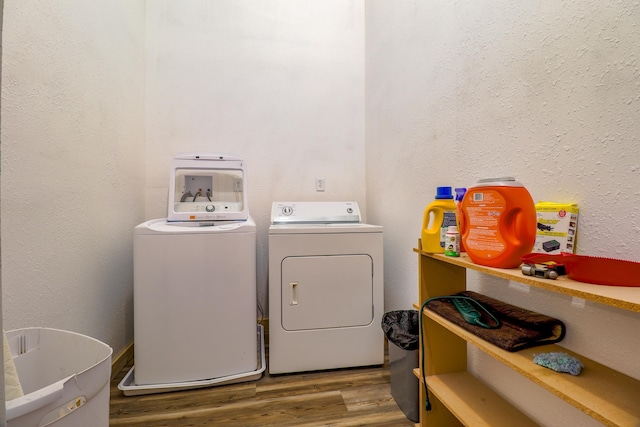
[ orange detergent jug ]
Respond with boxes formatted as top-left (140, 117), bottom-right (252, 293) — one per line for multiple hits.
top-left (460, 178), bottom-right (536, 268)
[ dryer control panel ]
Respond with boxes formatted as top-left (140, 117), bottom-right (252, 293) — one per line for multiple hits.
top-left (271, 201), bottom-right (361, 224)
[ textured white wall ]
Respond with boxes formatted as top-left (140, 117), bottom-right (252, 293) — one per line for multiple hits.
top-left (144, 0), bottom-right (366, 313)
top-left (0, 0), bottom-right (5, 420)
top-left (0, 0), bottom-right (363, 357)
top-left (366, 1), bottom-right (640, 426)
top-left (1, 1), bottom-right (145, 352)
top-left (3, 7), bottom-right (637, 423)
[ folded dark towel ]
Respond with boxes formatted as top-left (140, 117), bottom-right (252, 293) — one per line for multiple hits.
top-left (424, 290), bottom-right (566, 352)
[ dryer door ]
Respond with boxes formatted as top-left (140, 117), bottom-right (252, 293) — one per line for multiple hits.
top-left (281, 255), bottom-right (373, 331)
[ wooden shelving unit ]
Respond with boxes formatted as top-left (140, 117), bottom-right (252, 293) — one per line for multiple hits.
top-left (413, 245), bottom-right (640, 427)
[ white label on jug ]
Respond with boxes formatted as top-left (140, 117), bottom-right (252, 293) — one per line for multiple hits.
top-left (440, 210), bottom-right (457, 248)
top-left (465, 190), bottom-right (507, 257)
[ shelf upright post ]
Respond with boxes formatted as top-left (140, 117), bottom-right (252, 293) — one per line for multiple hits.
top-left (417, 239), bottom-right (467, 426)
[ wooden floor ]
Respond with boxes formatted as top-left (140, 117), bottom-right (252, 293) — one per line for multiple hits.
top-left (109, 343), bottom-right (415, 427)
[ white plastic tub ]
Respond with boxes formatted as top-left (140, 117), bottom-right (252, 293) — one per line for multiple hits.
top-left (5, 328), bottom-right (113, 427)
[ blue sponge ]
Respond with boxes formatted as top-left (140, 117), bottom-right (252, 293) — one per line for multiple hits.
top-left (533, 352), bottom-right (583, 376)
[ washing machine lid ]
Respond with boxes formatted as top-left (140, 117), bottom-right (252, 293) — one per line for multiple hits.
top-left (271, 201), bottom-right (361, 224)
top-left (168, 153), bottom-right (249, 222)
top-left (135, 217), bottom-right (256, 235)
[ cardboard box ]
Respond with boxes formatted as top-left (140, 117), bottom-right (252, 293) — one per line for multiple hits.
top-left (534, 202), bottom-right (579, 254)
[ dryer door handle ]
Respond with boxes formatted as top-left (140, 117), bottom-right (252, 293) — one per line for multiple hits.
top-left (290, 282), bottom-right (299, 306)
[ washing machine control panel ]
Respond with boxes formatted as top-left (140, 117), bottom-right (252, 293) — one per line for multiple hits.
top-left (271, 201), bottom-right (361, 224)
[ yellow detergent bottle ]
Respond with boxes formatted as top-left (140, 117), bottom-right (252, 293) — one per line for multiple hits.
top-left (421, 187), bottom-right (457, 253)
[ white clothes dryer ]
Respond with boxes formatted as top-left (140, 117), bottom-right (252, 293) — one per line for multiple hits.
top-left (268, 201), bottom-right (384, 374)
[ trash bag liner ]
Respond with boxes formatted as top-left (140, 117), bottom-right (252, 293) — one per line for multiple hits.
top-left (381, 310), bottom-right (419, 351)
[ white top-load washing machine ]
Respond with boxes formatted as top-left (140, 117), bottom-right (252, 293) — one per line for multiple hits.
top-left (133, 218), bottom-right (257, 385)
top-left (119, 154), bottom-right (264, 395)
top-left (268, 201), bottom-right (384, 374)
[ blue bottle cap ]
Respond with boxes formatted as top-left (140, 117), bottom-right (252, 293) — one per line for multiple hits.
top-left (435, 186), bottom-right (453, 199)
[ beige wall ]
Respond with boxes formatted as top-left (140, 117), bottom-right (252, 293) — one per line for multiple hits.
top-left (143, 0), bottom-right (366, 313)
top-left (1, 1), bottom-right (145, 352)
top-left (1, 0), bottom-right (365, 356)
top-left (1, 0), bottom-right (5, 421)
top-left (365, 2), bottom-right (640, 426)
top-left (3, 4), bottom-right (639, 423)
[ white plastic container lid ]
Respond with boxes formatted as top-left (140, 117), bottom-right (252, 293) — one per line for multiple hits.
top-left (472, 177), bottom-right (524, 188)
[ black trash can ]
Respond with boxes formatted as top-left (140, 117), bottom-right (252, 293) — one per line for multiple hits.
top-left (381, 310), bottom-right (420, 422)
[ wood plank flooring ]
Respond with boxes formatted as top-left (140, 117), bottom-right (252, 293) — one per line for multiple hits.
top-left (109, 343), bottom-right (415, 426)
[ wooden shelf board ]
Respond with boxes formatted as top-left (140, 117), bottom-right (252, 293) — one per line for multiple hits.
top-left (414, 250), bottom-right (640, 313)
top-left (421, 306), bottom-right (640, 427)
top-left (425, 371), bottom-right (538, 427)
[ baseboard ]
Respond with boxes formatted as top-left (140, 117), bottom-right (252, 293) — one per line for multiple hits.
top-left (111, 341), bottom-right (134, 381)
top-left (261, 318), bottom-right (268, 345)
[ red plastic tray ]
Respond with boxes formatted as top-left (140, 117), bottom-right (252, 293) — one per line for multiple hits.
top-left (521, 253), bottom-right (640, 287)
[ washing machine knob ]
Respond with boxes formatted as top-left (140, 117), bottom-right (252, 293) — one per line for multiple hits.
top-left (206, 205), bottom-right (215, 212)
top-left (282, 206), bottom-right (293, 216)
top-left (347, 207), bottom-right (353, 214)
